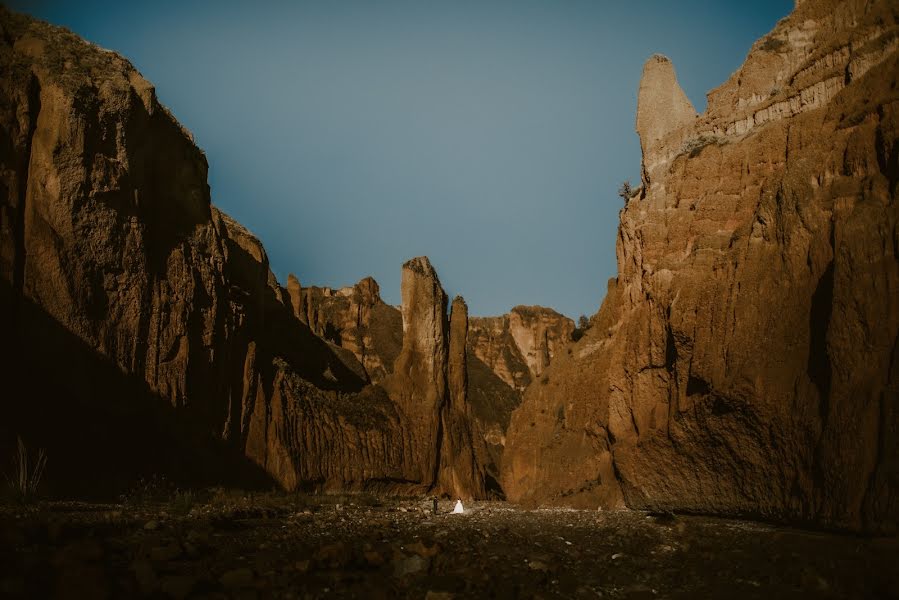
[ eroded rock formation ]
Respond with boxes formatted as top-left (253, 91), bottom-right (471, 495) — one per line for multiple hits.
top-left (0, 9), bottom-right (481, 499)
top-left (503, 0), bottom-right (899, 533)
top-left (292, 276), bottom-right (402, 384)
top-left (469, 306), bottom-right (574, 392)
top-left (381, 258), bottom-right (485, 499)
top-left (465, 306), bottom-right (574, 492)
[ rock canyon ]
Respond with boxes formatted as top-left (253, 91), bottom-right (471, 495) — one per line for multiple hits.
top-left (0, 0), bottom-right (897, 570)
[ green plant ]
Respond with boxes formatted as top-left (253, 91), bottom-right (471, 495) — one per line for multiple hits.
top-left (618, 180), bottom-right (638, 204)
top-left (5, 436), bottom-right (48, 504)
top-left (571, 314), bottom-right (591, 342)
top-left (170, 489), bottom-right (196, 516)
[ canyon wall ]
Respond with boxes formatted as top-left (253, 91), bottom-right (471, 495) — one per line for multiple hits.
top-left (0, 8), bottom-right (482, 499)
top-left (273, 270), bottom-right (576, 496)
top-left (502, 0), bottom-right (899, 532)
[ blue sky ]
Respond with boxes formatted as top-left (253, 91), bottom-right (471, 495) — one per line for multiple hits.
top-left (12, 0), bottom-right (792, 318)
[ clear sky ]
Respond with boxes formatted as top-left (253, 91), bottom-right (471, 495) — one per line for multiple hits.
top-left (11, 0), bottom-right (792, 318)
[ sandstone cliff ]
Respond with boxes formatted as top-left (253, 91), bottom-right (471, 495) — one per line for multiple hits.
top-left (0, 9), bottom-right (482, 499)
top-left (502, 0), bottom-right (899, 533)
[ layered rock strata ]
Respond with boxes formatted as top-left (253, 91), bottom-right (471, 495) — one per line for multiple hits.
top-left (503, 0), bottom-right (899, 533)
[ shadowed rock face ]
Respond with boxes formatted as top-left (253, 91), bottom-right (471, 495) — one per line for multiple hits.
top-left (503, 0), bottom-right (899, 532)
top-left (277, 267), bottom-right (573, 497)
top-left (0, 9), bottom-right (482, 498)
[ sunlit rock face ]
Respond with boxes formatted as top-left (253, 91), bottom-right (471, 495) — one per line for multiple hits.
top-left (288, 275), bottom-right (403, 384)
top-left (503, 0), bottom-right (899, 533)
top-left (469, 307), bottom-right (575, 391)
top-left (382, 257), bottom-right (485, 499)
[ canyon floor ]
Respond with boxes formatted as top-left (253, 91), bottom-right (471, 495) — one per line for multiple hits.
top-left (1, 492), bottom-right (896, 599)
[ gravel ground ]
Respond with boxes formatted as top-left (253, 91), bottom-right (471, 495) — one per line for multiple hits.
top-left (1, 493), bottom-right (897, 599)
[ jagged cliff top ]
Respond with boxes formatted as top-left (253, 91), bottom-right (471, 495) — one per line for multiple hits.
top-left (0, 6), bottom-right (200, 147)
top-left (636, 0), bottom-right (899, 190)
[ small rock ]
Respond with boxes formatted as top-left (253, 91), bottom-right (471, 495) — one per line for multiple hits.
top-left (314, 542), bottom-right (349, 567)
top-left (144, 520), bottom-right (160, 531)
top-left (150, 543), bottom-right (182, 562)
top-left (393, 554), bottom-right (428, 577)
top-left (219, 567), bottom-right (255, 589)
top-left (295, 559), bottom-right (310, 573)
top-left (528, 560), bottom-right (550, 572)
top-left (425, 592), bottom-right (455, 600)
top-left (159, 575), bottom-right (196, 599)
top-left (405, 540), bottom-right (440, 558)
top-left (130, 559), bottom-right (157, 595)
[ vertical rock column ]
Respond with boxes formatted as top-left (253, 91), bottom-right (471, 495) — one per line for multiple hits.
top-left (384, 257), bottom-right (485, 498)
top-left (286, 274), bottom-right (307, 324)
top-left (438, 296), bottom-right (486, 500)
top-left (384, 257), bottom-right (450, 489)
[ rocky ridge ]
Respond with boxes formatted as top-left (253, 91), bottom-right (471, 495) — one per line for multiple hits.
top-left (502, 0), bottom-right (899, 533)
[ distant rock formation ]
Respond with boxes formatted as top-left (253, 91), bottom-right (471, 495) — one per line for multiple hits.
top-left (469, 307), bottom-right (574, 392)
top-left (503, 0), bottom-right (899, 533)
top-left (290, 275), bottom-right (402, 384)
top-left (464, 306), bottom-right (574, 492)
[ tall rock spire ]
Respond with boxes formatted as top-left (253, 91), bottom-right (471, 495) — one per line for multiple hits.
top-left (636, 54), bottom-right (697, 189)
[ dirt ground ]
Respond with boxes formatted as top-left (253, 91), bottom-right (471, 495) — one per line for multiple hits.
top-left (1, 492), bottom-right (897, 599)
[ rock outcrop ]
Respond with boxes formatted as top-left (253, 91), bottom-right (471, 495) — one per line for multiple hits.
top-left (469, 306), bottom-right (574, 392)
top-left (382, 258), bottom-right (485, 499)
top-left (503, 0), bottom-right (899, 533)
top-left (466, 306), bottom-right (574, 493)
top-left (0, 8), bottom-right (481, 499)
top-left (291, 276), bottom-right (402, 384)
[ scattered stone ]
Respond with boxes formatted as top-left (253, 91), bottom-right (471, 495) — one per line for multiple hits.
top-left (405, 540), bottom-right (440, 558)
top-left (393, 554), bottom-right (429, 577)
top-left (159, 575), bottom-right (197, 599)
top-left (528, 560), bottom-right (550, 572)
top-left (150, 543), bottom-right (182, 562)
top-left (130, 559), bottom-right (157, 595)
